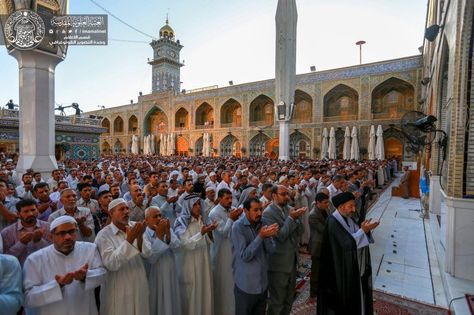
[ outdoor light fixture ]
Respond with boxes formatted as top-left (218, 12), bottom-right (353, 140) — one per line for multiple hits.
top-left (310, 66), bottom-right (316, 72)
top-left (229, 81), bottom-right (234, 85)
top-left (425, 24), bottom-right (442, 42)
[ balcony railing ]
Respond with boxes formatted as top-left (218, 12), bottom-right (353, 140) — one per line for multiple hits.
top-left (323, 115), bottom-right (358, 122)
top-left (372, 112), bottom-right (403, 120)
top-left (249, 120), bottom-right (274, 127)
top-left (1, 109), bottom-right (102, 126)
top-left (221, 122), bottom-right (242, 128)
top-left (196, 124), bottom-right (214, 129)
top-left (175, 126), bottom-right (189, 131)
top-left (291, 117), bottom-right (312, 124)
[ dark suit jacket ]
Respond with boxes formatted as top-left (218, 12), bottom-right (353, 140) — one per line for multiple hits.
top-left (308, 207), bottom-right (328, 257)
top-left (262, 202), bottom-right (304, 273)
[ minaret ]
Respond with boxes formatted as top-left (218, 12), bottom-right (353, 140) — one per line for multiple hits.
top-left (149, 17), bottom-right (184, 93)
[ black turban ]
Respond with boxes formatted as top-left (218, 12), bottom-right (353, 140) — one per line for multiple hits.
top-left (332, 192), bottom-right (355, 208)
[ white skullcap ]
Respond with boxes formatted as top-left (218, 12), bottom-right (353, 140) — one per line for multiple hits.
top-left (108, 198), bottom-right (127, 211)
top-left (206, 187), bottom-right (215, 193)
top-left (279, 176), bottom-right (288, 183)
top-left (50, 215), bottom-right (77, 231)
top-left (209, 172), bottom-right (216, 177)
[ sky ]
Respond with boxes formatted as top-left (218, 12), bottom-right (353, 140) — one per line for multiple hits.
top-left (0, 0), bottom-right (427, 113)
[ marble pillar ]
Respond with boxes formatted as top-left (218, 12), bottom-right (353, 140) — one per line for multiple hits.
top-left (275, 0), bottom-right (297, 161)
top-left (11, 49), bottom-right (64, 176)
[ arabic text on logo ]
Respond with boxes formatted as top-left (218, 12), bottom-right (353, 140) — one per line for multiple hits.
top-left (4, 10), bottom-right (45, 50)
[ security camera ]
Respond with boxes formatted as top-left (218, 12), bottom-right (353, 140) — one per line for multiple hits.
top-left (414, 115), bottom-right (437, 132)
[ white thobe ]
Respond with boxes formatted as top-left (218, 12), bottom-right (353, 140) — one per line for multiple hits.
top-left (95, 222), bottom-right (150, 315)
top-left (23, 242), bottom-right (107, 315)
top-left (142, 227), bottom-right (181, 315)
top-left (174, 217), bottom-right (213, 315)
top-left (208, 204), bottom-right (235, 315)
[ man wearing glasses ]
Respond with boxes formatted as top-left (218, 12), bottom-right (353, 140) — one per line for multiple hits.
top-left (262, 185), bottom-right (307, 315)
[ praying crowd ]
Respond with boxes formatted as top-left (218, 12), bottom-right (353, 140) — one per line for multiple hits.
top-left (0, 153), bottom-right (399, 315)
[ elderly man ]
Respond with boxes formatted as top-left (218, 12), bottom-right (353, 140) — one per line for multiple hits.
top-left (209, 188), bottom-right (243, 315)
top-left (173, 194), bottom-right (217, 315)
top-left (23, 216), bottom-right (106, 315)
top-left (216, 171), bottom-right (240, 207)
top-left (262, 185), bottom-right (306, 315)
top-left (204, 187), bottom-right (217, 217)
top-left (317, 192), bottom-right (379, 315)
top-left (151, 181), bottom-right (179, 225)
top-left (0, 253), bottom-right (23, 315)
top-left (231, 198), bottom-right (278, 315)
top-left (48, 189), bottom-right (95, 242)
top-left (127, 185), bottom-right (147, 221)
top-left (1, 199), bottom-right (51, 266)
top-left (95, 198), bottom-right (150, 315)
top-left (142, 206), bottom-right (181, 315)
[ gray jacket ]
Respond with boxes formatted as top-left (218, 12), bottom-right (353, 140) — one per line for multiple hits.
top-left (262, 202), bottom-right (303, 273)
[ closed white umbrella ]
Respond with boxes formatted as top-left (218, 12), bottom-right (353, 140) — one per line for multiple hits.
top-left (321, 128), bottom-right (328, 159)
top-left (143, 135), bottom-right (149, 155)
top-left (131, 135), bottom-right (139, 154)
top-left (171, 133), bottom-right (176, 155)
top-left (368, 125), bottom-right (376, 160)
top-left (350, 126), bottom-right (360, 160)
top-left (375, 125), bottom-right (385, 160)
top-left (203, 133), bottom-right (208, 157)
top-left (343, 126), bottom-right (351, 160)
top-left (328, 127), bottom-right (336, 159)
top-left (150, 134), bottom-right (155, 154)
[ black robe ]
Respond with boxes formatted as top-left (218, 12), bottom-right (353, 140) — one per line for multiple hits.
top-left (317, 215), bottom-right (373, 315)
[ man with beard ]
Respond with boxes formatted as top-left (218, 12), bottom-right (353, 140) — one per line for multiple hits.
top-left (16, 173), bottom-right (34, 200)
top-left (208, 189), bottom-right (243, 315)
top-left (95, 198), bottom-right (150, 315)
top-left (317, 192), bottom-right (379, 315)
top-left (33, 183), bottom-right (58, 221)
top-left (109, 183), bottom-right (121, 200)
top-left (48, 189), bottom-right (95, 242)
top-left (127, 185), bottom-right (147, 221)
top-left (142, 207), bottom-right (181, 315)
top-left (262, 185), bottom-right (306, 315)
top-left (231, 198), bottom-right (278, 315)
top-left (177, 179), bottom-right (194, 206)
top-left (151, 181), bottom-right (180, 225)
top-left (1, 199), bottom-right (51, 265)
top-left (23, 216), bottom-right (107, 315)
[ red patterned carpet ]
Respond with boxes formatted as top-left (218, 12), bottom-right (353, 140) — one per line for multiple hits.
top-left (290, 253), bottom-right (448, 315)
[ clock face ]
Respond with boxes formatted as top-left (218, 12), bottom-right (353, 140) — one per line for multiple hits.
top-left (167, 50), bottom-right (176, 58)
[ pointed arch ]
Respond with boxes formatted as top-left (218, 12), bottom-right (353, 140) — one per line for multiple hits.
top-left (113, 139), bottom-right (124, 154)
top-left (221, 98), bottom-right (242, 127)
top-left (371, 77), bottom-right (415, 119)
top-left (175, 107), bottom-right (189, 129)
top-left (292, 90), bottom-right (313, 123)
top-left (220, 134), bottom-right (240, 157)
top-left (128, 115), bottom-right (138, 133)
top-left (249, 132), bottom-right (271, 157)
top-left (195, 102), bottom-right (214, 128)
top-left (290, 132), bottom-right (311, 158)
top-left (176, 136), bottom-right (189, 156)
top-left (323, 84), bottom-right (359, 121)
top-left (113, 116), bottom-right (124, 133)
top-left (101, 118), bottom-right (110, 134)
top-left (249, 94), bottom-right (274, 126)
top-left (102, 141), bottom-right (111, 154)
top-left (195, 136), bottom-right (204, 156)
top-left (143, 106), bottom-right (168, 136)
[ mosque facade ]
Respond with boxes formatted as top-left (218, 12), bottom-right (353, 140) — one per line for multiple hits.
top-left (87, 21), bottom-right (423, 161)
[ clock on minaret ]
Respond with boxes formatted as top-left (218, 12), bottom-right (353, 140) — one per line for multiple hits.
top-left (149, 18), bottom-right (184, 94)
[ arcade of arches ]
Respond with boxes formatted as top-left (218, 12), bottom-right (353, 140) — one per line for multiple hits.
top-left (97, 76), bottom-right (416, 158)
